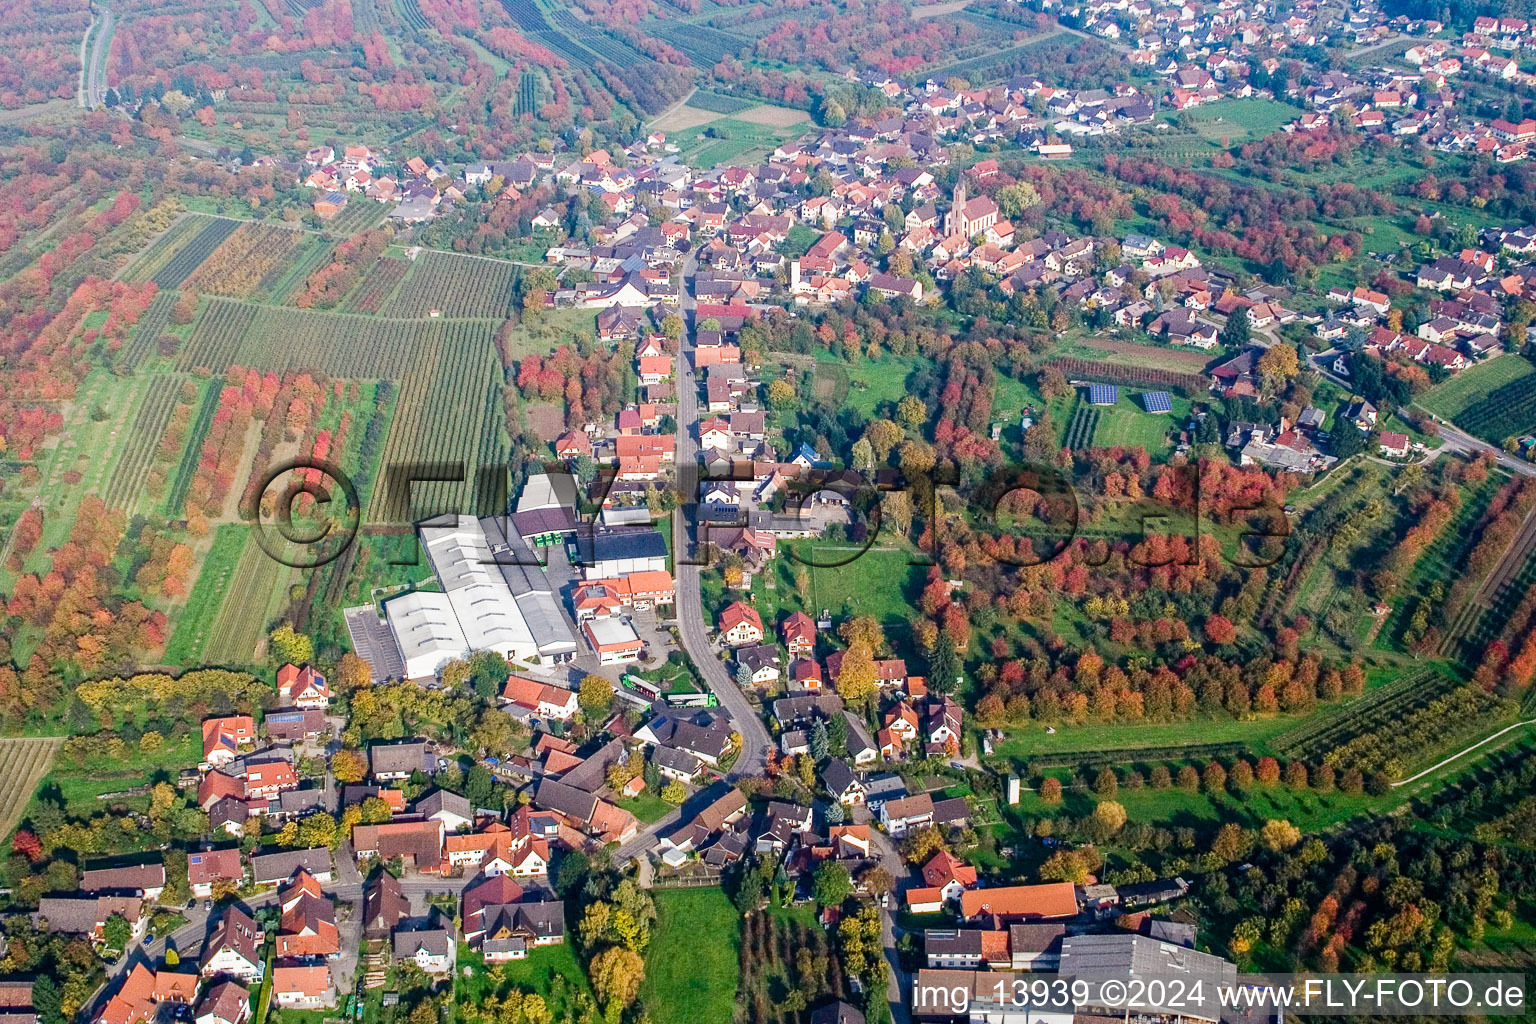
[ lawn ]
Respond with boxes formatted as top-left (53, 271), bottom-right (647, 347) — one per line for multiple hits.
top-left (634, 659), bottom-right (700, 694)
top-left (1008, 770), bottom-right (1377, 834)
top-left (510, 307), bottom-right (599, 360)
top-left (641, 888), bottom-right (740, 1024)
top-left (665, 118), bottom-right (807, 167)
top-left (615, 792), bottom-right (674, 823)
top-left (163, 524), bottom-right (248, 664)
top-left (825, 352), bottom-right (919, 419)
top-left (454, 940), bottom-right (590, 1020)
top-left (1089, 394), bottom-right (1182, 450)
top-left (987, 716), bottom-right (1299, 762)
top-left (752, 544), bottom-right (926, 638)
top-left (1418, 354), bottom-right (1536, 421)
top-left (31, 730), bottom-right (203, 819)
top-left (1179, 97), bottom-right (1301, 142)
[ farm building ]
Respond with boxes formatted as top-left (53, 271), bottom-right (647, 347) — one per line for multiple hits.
top-left (313, 191), bottom-right (349, 219)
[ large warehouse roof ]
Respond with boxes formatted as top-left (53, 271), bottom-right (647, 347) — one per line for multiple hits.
top-left (384, 591), bottom-right (469, 680)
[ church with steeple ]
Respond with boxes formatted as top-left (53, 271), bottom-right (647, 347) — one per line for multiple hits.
top-left (943, 177), bottom-right (999, 239)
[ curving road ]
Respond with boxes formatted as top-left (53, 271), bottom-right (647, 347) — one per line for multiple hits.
top-left (81, 8), bottom-right (115, 109)
top-left (671, 254), bottom-right (771, 779)
top-left (1309, 351), bottom-right (1536, 477)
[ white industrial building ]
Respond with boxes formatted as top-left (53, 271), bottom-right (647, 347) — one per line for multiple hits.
top-left (383, 515), bottom-right (577, 679)
top-left (384, 591), bottom-right (470, 681)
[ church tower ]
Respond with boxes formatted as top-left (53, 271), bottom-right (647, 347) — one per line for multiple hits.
top-left (946, 178), bottom-right (967, 237)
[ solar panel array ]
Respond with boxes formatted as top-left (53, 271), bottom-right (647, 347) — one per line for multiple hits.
top-left (1088, 384), bottom-right (1119, 406)
top-left (1141, 391), bottom-right (1173, 413)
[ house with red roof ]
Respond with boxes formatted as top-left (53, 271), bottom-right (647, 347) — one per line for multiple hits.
top-left (790, 658), bottom-right (824, 692)
top-left (275, 870), bottom-right (338, 958)
top-left (187, 848), bottom-right (245, 898)
top-left (781, 611), bottom-right (816, 654)
top-left (96, 964), bottom-right (199, 1024)
top-left (1379, 432), bottom-right (1411, 458)
top-left (202, 716), bottom-right (256, 768)
top-left (272, 965), bottom-right (334, 1010)
top-left (922, 851), bottom-right (979, 904)
top-left (501, 676), bottom-right (578, 720)
top-left (555, 431), bottom-right (592, 459)
top-left (959, 882), bottom-right (1079, 923)
top-left (719, 602), bottom-right (764, 647)
top-left (276, 665), bottom-right (331, 709)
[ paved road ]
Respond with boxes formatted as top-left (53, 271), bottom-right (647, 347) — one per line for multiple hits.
top-left (1056, 22), bottom-right (1131, 54)
top-left (671, 254), bottom-right (772, 779)
top-left (1341, 32), bottom-right (1406, 62)
top-left (868, 827), bottom-right (914, 1024)
top-left (1309, 351), bottom-right (1536, 476)
top-left (1416, 414), bottom-right (1536, 477)
top-left (81, 8), bottom-right (114, 108)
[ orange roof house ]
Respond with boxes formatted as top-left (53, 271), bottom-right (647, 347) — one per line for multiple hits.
top-left (202, 716), bottom-right (256, 766)
top-left (790, 658), bottom-right (823, 691)
top-left (272, 964), bottom-right (334, 1008)
top-left (277, 664), bottom-right (331, 708)
top-left (637, 355), bottom-right (673, 383)
top-left (960, 882), bottom-right (1079, 922)
top-left (501, 676), bottom-right (579, 720)
top-left (97, 965), bottom-right (200, 1024)
top-left (276, 870), bottom-right (339, 957)
top-left (920, 850), bottom-right (981, 904)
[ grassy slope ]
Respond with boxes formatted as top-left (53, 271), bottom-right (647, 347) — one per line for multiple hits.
top-left (642, 888), bottom-right (740, 1024)
top-left (1419, 354), bottom-right (1536, 421)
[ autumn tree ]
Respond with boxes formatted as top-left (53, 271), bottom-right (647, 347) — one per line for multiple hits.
top-left (899, 824), bottom-right (948, 863)
top-left (839, 615), bottom-right (885, 652)
top-left (896, 395), bottom-right (927, 429)
top-left (1204, 615), bottom-right (1237, 645)
top-left (1258, 345), bottom-right (1300, 389)
top-left (269, 622), bottom-right (313, 665)
top-left (1038, 847), bottom-right (1100, 883)
top-left (337, 652), bottom-right (372, 692)
top-left (1261, 819), bottom-right (1301, 850)
top-left (330, 749), bottom-right (367, 784)
top-left (997, 182), bottom-right (1041, 218)
top-left (1094, 800), bottom-right (1127, 833)
top-left (767, 379), bottom-right (796, 409)
top-left (834, 642), bottom-right (880, 706)
top-left (590, 946), bottom-right (645, 1011)
top-left (579, 675), bottom-right (615, 717)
